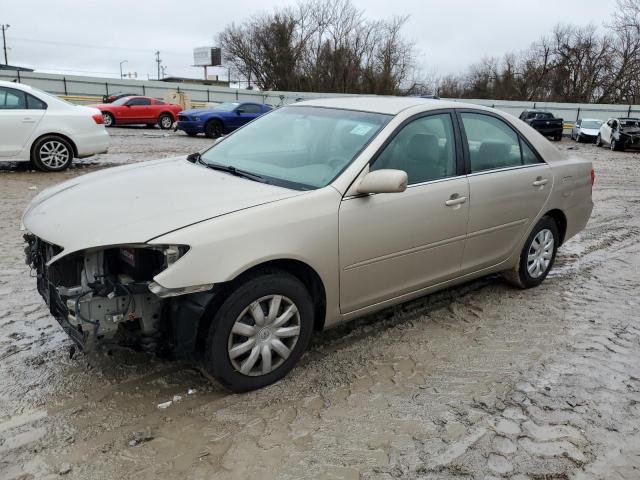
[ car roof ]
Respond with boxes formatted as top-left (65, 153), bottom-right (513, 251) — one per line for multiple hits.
top-left (579, 118), bottom-right (602, 122)
top-left (293, 96), bottom-right (483, 115)
top-left (0, 79), bottom-right (35, 91)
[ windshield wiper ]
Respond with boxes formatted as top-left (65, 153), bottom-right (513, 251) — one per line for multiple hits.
top-left (200, 160), bottom-right (266, 183)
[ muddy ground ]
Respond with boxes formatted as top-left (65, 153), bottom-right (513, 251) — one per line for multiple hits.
top-left (1, 128), bottom-right (639, 480)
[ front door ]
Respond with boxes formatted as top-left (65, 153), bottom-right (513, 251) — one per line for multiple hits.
top-left (456, 111), bottom-right (553, 273)
top-left (339, 111), bottom-right (469, 313)
top-left (124, 97), bottom-right (153, 123)
top-left (0, 87), bottom-right (45, 157)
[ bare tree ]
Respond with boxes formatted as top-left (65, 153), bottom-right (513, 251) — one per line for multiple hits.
top-left (218, 0), bottom-right (416, 94)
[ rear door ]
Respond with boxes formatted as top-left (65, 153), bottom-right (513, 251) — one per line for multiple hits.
top-left (456, 110), bottom-right (552, 273)
top-left (0, 87), bottom-right (46, 157)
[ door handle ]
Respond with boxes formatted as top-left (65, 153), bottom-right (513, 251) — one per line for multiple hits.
top-left (445, 194), bottom-right (467, 207)
top-left (22, 118), bottom-right (36, 123)
top-left (532, 177), bottom-right (548, 187)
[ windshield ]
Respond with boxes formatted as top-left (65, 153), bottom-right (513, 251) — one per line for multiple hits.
top-left (212, 102), bottom-right (240, 111)
top-left (581, 121), bottom-right (602, 129)
top-left (111, 97), bottom-right (132, 105)
top-left (200, 106), bottom-right (391, 190)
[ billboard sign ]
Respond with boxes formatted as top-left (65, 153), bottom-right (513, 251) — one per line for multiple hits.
top-left (193, 47), bottom-right (223, 67)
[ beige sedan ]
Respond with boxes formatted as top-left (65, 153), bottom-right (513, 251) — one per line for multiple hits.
top-left (23, 97), bottom-right (594, 391)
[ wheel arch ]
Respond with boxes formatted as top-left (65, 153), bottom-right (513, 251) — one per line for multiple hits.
top-left (30, 132), bottom-right (78, 159)
top-left (544, 208), bottom-right (567, 245)
top-left (189, 258), bottom-right (327, 356)
top-left (204, 116), bottom-right (225, 129)
top-left (159, 111), bottom-right (176, 121)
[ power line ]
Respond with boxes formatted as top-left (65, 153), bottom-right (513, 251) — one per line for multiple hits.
top-left (11, 36), bottom-right (190, 57)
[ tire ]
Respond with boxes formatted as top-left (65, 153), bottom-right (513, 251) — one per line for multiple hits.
top-left (203, 271), bottom-right (314, 392)
top-left (503, 216), bottom-right (559, 289)
top-left (576, 133), bottom-right (582, 143)
top-left (553, 133), bottom-right (562, 141)
top-left (31, 135), bottom-right (74, 172)
top-left (596, 134), bottom-right (602, 147)
top-left (205, 119), bottom-right (223, 138)
top-left (158, 113), bottom-right (173, 130)
top-left (102, 112), bottom-right (115, 127)
top-left (610, 138), bottom-right (624, 152)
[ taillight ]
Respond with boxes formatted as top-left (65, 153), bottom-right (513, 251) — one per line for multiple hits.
top-left (590, 169), bottom-right (595, 186)
top-left (92, 113), bottom-right (104, 125)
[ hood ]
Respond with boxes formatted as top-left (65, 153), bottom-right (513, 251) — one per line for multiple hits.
top-left (579, 128), bottom-right (600, 136)
top-left (23, 157), bottom-right (301, 260)
top-left (88, 103), bottom-right (113, 109)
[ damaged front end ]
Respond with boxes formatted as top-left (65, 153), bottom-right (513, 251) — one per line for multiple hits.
top-left (24, 235), bottom-right (210, 355)
top-left (619, 128), bottom-right (640, 149)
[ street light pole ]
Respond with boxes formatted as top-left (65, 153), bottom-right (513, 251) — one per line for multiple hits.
top-left (1, 24), bottom-right (9, 65)
top-left (119, 60), bottom-right (128, 79)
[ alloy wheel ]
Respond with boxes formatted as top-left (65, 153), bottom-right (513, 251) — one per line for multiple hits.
top-left (39, 140), bottom-right (71, 169)
top-left (102, 113), bottom-right (112, 127)
top-left (527, 228), bottom-right (554, 279)
top-left (227, 295), bottom-right (301, 377)
top-left (160, 115), bottom-right (172, 129)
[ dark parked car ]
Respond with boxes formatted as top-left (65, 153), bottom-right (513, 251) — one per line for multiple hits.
top-left (102, 92), bottom-right (138, 103)
top-left (519, 109), bottom-right (564, 141)
top-left (597, 117), bottom-right (640, 151)
top-left (176, 102), bottom-right (272, 138)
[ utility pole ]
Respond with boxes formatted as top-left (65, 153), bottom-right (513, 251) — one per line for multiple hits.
top-left (1, 24), bottom-right (9, 65)
top-left (155, 51), bottom-right (161, 80)
top-left (119, 60), bottom-right (128, 79)
top-left (160, 65), bottom-right (167, 79)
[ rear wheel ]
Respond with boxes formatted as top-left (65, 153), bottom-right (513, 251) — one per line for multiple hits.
top-left (203, 271), bottom-right (314, 392)
top-left (158, 113), bottom-right (173, 130)
top-left (503, 216), bottom-right (559, 289)
top-left (102, 112), bottom-right (115, 127)
top-left (205, 119), bottom-right (223, 138)
top-left (31, 136), bottom-right (74, 172)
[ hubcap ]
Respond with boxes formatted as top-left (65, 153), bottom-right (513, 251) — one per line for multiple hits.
top-left (527, 228), bottom-right (554, 278)
top-left (103, 113), bottom-right (112, 126)
top-left (161, 116), bottom-right (172, 128)
top-left (39, 141), bottom-right (70, 169)
top-left (227, 295), bottom-right (301, 377)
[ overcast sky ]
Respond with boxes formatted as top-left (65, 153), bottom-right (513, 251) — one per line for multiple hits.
top-left (2, 0), bottom-right (608, 82)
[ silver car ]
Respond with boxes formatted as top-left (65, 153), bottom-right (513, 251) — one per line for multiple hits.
top-left (571, 118), bottom-right (603, 143)
top-left (22, 97), bottom-right (594, 391)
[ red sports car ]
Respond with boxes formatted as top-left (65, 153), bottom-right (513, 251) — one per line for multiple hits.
top-left (91, 96), bottom-right (183, 129)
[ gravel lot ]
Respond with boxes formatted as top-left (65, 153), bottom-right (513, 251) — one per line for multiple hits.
top-left (1, 128), bottom-right (639, 480)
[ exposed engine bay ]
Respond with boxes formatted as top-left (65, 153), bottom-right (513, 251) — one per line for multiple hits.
top-left (23, 234), bottom-right (204, 354)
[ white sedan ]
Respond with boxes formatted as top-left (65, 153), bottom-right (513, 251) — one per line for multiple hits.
top-left (0, 80), bottom-right (109, 171)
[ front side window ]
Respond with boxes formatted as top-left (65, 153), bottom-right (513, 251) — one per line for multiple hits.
top-left (200, 106), bottom-right (390, 190)
top-left (127, 98), bottom-right (151, 106)
top-left (371, 113), bottom-right (457, 185)
top-left (461, 113), bottom-right (524, 172)
top-left (0, 87), bottom-right (27, 109)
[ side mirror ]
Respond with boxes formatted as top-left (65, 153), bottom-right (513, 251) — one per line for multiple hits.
top-left (357, 169), bottom-right (408, 194)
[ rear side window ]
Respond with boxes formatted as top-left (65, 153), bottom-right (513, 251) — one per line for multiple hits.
top-left (371, 113), bottom-right (456, 185)
top-left (155, 99), bottom-right (166, 105)
top-left (27, 94), bottom-right (47, 110)
top-left (521, 140), bottom-right (541, 165)
top-left (0, 87), bottom-right (27, 109)
top-left (461, 113), bottom-right (522, 172)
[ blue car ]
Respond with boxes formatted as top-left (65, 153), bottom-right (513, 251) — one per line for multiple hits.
top-left (177, 102), bottom-right (272, 138)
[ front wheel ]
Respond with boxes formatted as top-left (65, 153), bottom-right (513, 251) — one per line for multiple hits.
top-left (596, 134), bottom-right (602, 147)
top-left (31, 136), bottom-right (74, 171)
top-left (205, 120), bottom-right (223, 138)
top-left (610, 138), bottom-right (624, 151)
top-left (503, 216), bottom-right (559, 289)
top-left (203, 271), bottom-right (314, 392)
top-left (158, 113), bottom-right (173, 130)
